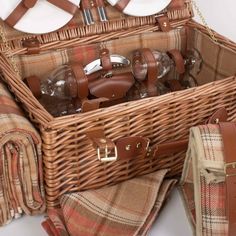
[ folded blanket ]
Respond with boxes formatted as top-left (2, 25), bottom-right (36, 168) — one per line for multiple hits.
top-left (0, 81), bottom-right (45, 226)
top-left (180, 125), bottom-right (228, 236)
top-left (42, 170), bottom-right (176, 236)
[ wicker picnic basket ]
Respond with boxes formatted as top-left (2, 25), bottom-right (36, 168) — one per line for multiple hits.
top-left (0, 0), bottom-right (236, 208)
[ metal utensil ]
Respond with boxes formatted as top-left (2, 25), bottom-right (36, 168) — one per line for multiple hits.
top-left (84, 55), bottom-right (130, 75)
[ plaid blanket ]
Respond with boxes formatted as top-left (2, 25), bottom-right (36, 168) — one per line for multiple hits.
top-left (42, 170), bottom-right (176, 236)
top-left (180, 124), bottom-right (228, 236)
top-left (0, 81), bottom-right (45, 226)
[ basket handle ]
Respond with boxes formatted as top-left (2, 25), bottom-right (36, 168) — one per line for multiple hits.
top-left (86, 108), bottom-right (228, 162)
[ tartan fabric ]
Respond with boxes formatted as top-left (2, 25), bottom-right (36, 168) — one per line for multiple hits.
top-left (180, 124), bottom-right (228, 236)
top-left (15, 27), bottom-right (186, 79)
top-left (0, 81), bottom-right (45, 226)
top-left (188, 28), bottom-right (236, 85)
top-left (42, 170), bottom-right (177, 236)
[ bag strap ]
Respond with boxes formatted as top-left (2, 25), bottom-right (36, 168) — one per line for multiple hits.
top-left (5, 0), bottom-right (78, 27)
top-left (219, 122), bottom-right (236, 236)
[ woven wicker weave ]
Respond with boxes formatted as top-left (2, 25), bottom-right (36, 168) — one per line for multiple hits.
top-left (0, 0), bottom-right (236, 208)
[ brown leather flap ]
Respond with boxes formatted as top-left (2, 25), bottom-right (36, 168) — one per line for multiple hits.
top-left (89, 72), bottom-right (135, 100)
top-left (206, 107), bottom-right (228, 124)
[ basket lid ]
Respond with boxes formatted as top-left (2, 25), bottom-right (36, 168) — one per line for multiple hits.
top-left (0, 0), bottom-right (193, 56)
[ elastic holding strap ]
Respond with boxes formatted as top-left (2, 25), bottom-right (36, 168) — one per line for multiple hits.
top-left (141, 48), bottom-right (159, 96)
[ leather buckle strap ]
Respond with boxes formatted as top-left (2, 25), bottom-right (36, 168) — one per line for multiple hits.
top-left (86, 129), bottom-right (118, 162)
top-left (219, 122), bottom-right (236, 236)
top-left (100, 49), bottom-right (113, 72)
top-left (97, 145), bottom-right (118, 162)
top-left (141, 48), bottom-right (159, 97)
top-left (5, 0), bottom-right (78, 27)
top-left (167, 49), bottom-right (185, 74)
top-left (71, 64), bottom-right (89, 99)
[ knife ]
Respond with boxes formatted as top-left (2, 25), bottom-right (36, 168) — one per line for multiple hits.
top-left (84, 55), bottom-right (130, 75)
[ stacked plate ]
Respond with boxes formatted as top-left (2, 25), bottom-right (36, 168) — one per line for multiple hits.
top-left (107, 0), bottom-right (171, 17)
top-left (0, 0), bottom-right (172, 34)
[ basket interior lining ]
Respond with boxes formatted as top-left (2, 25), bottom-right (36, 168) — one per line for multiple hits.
top-left (16, 25), bottom-right (236, 83)
top-left (188, 28), bottom-right (236, 85)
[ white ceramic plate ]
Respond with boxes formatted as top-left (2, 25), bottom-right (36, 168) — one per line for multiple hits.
top-left (0, 0), bottom-right (81, 34)
top-left (107, 0), bottom-right (172, 16)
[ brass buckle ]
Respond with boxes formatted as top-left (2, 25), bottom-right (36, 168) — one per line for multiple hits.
top-left (224, 162), bottom-right (236, 177)
top-left (97, 145), bottom-right (118, 162)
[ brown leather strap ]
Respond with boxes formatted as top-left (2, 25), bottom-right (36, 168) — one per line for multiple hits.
top-left (168, 49), bottom-right (185, 74)
top-left (5, 0), bottom-right (37, 27)
top-left (86, 108), bottom-right (228, 162)
top-left (25, 75), bottom-right (41, 98)
top-left (22, 38), bottom-right (40, 55)
top-left (167, 0), bottom-right (185, 10)
top-left (95, 0), bottom-right (105, 7)
top-left (116, 137), bottom-right (150, 160)
top-left (219, 122), bottom-right (236, 236)
top-left (47, 0), bottom-right (78, 15)
top-left (81, 0), bottom-right (91, 9)
top-left (86, 129), bottom-right (117, 162)
top-left (141, 48), bottom-right (158, 96)
top-left (165, 80), bottom-right (183, 92)
top-left (81, 98), bottom-right (108, 112)
top-left (114, 0), bottom-right (130, 11)
top-left (71, 64), bottom-right (89, 99)
top-left (156, 15), bottom-right (171, 32)
top-left (206, 107), bottom-right (228, 124)
top-left (100, 49), bottom-right (112, 71)
top-left (152, 139), bottom-right (188, 157)
top-left (87, 129), bottom-right (187, 161)
top-left (5, 0), bottom-right (77, 27)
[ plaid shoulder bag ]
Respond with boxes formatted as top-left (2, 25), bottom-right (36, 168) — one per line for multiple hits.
top-left (181, 111), bottom-right (236, 236)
